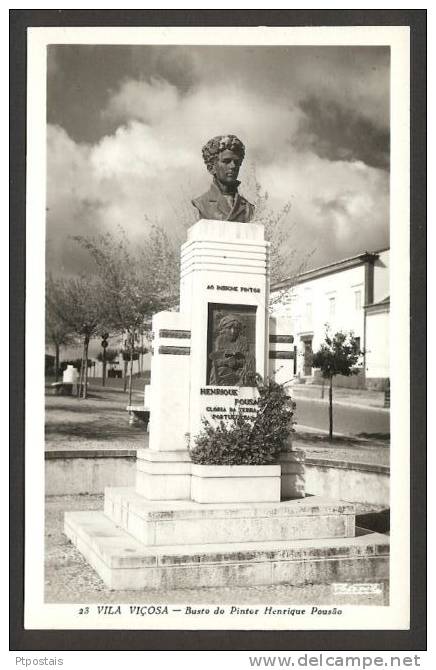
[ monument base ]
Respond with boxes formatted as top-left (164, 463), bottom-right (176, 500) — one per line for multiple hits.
top-left (103, 487), bottom-right (355, 545)
top-left (65, 507), bottom-right (388, 591)
top-left (65, 488), bottom-right (389, 591)
top-left (134, 449), bottom-right (305, 503)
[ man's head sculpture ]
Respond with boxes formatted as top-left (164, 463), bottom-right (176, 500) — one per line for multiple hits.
top-left (202, 135), bottom-right (246, 178)
top-left (191, 134), bottom-right (255, 222)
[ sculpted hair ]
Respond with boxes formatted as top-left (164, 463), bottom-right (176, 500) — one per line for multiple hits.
top-left (202, 135), bottom-right (246, 173)
top-left (218, 315), bottom-right (243, 332)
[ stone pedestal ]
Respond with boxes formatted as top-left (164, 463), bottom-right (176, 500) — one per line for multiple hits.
top-left (102, 489), bottom-right (355, 547)
top-left (137, 219), bottom-right (299, 502)
top-left (180, 219), bottom-right (269, 439)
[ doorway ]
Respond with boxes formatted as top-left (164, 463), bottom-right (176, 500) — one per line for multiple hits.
top-left (301, 337), bottom-right (313, 376)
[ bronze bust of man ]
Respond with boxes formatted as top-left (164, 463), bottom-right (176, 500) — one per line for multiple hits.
top-left (192, 135), bottom-right (255, 223)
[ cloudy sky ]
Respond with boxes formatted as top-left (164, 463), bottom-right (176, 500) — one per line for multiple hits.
top-left (46, 44), bottom-right (390, 276)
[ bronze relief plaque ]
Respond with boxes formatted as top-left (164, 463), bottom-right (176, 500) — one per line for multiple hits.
top-left (207, 303), bottom-right (257, 386)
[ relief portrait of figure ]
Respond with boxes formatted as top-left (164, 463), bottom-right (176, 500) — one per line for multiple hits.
top-left (208, 314), bottom-right (256, 386)
top-left (192, 135), bottom-right (255, 223)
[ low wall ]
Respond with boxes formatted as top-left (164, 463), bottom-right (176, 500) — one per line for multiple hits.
top-left (45, 450), bottom-right (389, 506)
top-left (305, 458), bottom-right (389, 506)
top-left (311, 369), bottom-right (366, 389)
top-left (45, 450), bottom-right (136, 495)
top-left (310, 369), bottom-right (388, 391)
top-left (366, 377), bottom-right (389, 392)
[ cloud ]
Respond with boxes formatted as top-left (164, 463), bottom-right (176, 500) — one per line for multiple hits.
top-left (288, 47), bottom-right (390, 132)
top-left (259, 152), bottom-right (389, 267)
top-left (295, 97), bottom-right (390, 169)
top-left (104, 77), bottom-right (181, 125)
top-left (185, 46), bottom-right (390, 132)
top-left (46, 74), bottom-right (389, 276)
top-left (103, 77), bottom-right (305, 163)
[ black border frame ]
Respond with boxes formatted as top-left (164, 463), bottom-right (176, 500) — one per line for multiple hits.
top-left (10, 8), bottom-right (427, 651)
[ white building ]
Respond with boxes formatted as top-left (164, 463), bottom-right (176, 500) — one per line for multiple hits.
top-left (270, 248), bottom-right (390, 390)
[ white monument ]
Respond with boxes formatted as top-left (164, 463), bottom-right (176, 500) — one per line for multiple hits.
top-left (63, 364), bottom-right (79, 384)
top-left (65, 219), bottom-right (389, 591)
top-left (140, 218), bottom-right (296, 504)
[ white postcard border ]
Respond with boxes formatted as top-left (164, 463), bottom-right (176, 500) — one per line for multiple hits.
top-left (25, 24), bottom-right (410, 631)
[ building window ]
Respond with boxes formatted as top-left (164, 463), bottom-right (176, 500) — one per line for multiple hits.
top-left (305, 302), bottom-right (312, 318)
top-left (354, 336), bottom-right (361, 352)
top-left (329, 297), bottom-right (336, 319)
top-left (355, 290), bottom-right (362, 311)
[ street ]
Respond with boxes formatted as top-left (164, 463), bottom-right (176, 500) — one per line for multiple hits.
top-left (293, 396), bottom-right (390, 438)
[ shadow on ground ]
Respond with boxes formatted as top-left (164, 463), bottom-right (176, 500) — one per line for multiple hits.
top-left (45, 418), bottom-right (144, 441)
top-left (45, 398), bottom-right (143, 413)
top-left (356, 508), bottom-right (390, 533)
top-left (45, 401), bottom-right (113, 413)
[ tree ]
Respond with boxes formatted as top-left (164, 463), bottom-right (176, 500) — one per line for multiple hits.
top-left (120, 335), bottom-right (141, 391)
top-left (74, 226), bottom-right (178, 405)
top-left (46, 275), bottom-right (104, 398)
top-left (311, 329), bottom-right (363, 441)
top-left (96, 346), bottom-right (119, 385)
top-left (96, 348), bottom-right (118, 364)
top-left (45, 292), bottom-right (76, 380)
top-left (247, 171), bottom-right (315, 310)
top-left (138, 223), bottom-right (179, 309)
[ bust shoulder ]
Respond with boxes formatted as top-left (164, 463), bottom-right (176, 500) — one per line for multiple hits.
top-left (191, 185), bottom-right (221, 220)
top-left (191, 189), bottom-right (212, 209)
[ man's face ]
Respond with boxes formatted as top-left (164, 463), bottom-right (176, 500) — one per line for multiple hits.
top-left (213, 149), bottom-right (242, 185)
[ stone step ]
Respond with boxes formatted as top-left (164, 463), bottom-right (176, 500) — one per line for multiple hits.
top-left (103, 487), bottom-right (355, 546)
top-left (64, 510), bottom-right (389, 591)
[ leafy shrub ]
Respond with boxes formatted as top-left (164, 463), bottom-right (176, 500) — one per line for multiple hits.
top-left (189, 377), bottom-right (295, 465)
